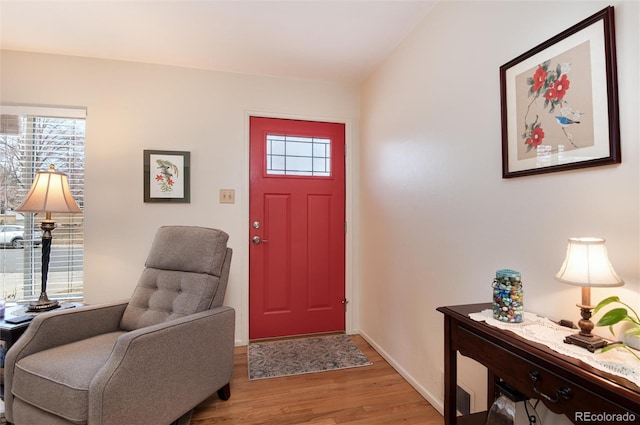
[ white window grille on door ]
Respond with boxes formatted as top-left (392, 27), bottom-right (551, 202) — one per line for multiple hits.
top-left (266, 134), bottom-right (331, 176)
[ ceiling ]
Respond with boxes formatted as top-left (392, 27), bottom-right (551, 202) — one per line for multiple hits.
top-left (0, 0), bottom-right (437, 84)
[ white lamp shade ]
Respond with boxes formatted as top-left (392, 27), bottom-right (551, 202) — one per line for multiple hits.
top-left (555, 237), bottom-right (624, 287)
top-left (16, 165), bottom-right (81, 214)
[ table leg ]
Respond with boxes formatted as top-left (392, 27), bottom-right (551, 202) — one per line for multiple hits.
top-left (487, 370), bottom-right (498, 410)
top-left (443, 315), bottom-right (457, 425)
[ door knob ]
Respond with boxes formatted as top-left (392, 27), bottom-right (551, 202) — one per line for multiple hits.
top-left (252, 236), bottom-right (269, 245)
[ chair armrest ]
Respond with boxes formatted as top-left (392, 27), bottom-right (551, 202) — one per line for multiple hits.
top-left (5, 301), bottom-right (127, 369)
top-left (89, 306), bottom-right (235, 425)
top-left (4, 301), bottom-right (129, 422)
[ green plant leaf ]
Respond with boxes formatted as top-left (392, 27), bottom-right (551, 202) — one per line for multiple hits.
top-left (626, 347), bottom-right (640, 361)
top-left (600, 342), bottom-right (625, 353)
top-left (625, 327), bottom-right (640, 337)
top-left (596, 308), bottom-right (628, 327)
top-left (593, 296), bottom-right (621, 314)
top-left (600, 342), bottom-right (640, 360)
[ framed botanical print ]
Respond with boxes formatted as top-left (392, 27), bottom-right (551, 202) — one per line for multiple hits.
top-left (144, 150), bottom-right (191, 203)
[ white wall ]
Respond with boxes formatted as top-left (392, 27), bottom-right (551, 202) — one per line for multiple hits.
top-left (0, 51), bottom-right (361, 345)
top-left (2, 1), bottom-right (638, 420)
top-left (359, 0), bottom-right (639, 419)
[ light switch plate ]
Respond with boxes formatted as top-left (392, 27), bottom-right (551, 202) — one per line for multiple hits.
top-left (219, 189), bottom-right (235, 204)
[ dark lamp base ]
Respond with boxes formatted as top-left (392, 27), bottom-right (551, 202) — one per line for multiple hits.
top-left (27, 299), bottom-right (60, 312)
top-left (564, 333), bottom-right (608, 353)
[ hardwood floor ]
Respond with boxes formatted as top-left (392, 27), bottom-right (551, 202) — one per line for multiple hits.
top-left (191, 335), bottom-right (444, 424)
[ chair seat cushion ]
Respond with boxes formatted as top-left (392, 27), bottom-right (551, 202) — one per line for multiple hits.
top-left (12, 331), bottom-right (126, 423)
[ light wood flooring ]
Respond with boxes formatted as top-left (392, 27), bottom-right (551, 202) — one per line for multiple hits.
top-left (190, 335), bottom-right (444, 424)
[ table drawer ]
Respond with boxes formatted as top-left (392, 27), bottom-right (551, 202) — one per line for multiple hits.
top-left (457, 325), bottom-right (636, 418)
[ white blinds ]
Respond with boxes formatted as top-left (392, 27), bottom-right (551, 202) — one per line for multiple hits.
top-left (0, 105), bottom-right (86, 303)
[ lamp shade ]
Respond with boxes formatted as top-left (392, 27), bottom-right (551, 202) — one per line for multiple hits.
top-left (16, 165), bottom-right (81, 214)
top-left (555, 237), bottom-right (624, 287)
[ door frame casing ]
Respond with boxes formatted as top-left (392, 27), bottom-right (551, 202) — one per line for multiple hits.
top-left (240, 110), bottom-right (358, 345)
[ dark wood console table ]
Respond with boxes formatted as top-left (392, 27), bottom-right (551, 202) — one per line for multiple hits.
top-left (438, 303), bottom-right (640, 424)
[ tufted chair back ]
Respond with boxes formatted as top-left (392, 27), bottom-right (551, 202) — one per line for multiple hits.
top-left (120, 225), bottom-right (232, 331)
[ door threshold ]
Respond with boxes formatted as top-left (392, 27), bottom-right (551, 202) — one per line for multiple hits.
top-left (249, 331), bottom-right (346, 344)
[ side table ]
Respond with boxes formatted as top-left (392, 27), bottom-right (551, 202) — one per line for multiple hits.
top-left (0, 320), bottom-right (30, 353)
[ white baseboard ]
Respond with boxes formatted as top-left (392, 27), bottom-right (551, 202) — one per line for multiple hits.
top-left (359, 330), bottom-right (444, 415)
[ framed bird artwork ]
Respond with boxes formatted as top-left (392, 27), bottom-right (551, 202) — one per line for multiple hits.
top-left (500, 6), bottom-right (620, 178)
top-left (144, 150), bottom-right (191, 202)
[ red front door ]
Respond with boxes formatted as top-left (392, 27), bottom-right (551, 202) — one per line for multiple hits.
top-left (249, 116), bottom-right (345, 340)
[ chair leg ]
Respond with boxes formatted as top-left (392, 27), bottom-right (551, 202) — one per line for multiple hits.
top-left (171, 409), bottom-right (193, 425)
top-left (217, 383), bottom-right (231, 400)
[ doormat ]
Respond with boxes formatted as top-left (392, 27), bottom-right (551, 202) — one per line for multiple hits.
top-left (248, 334), bottom-right (372, 380)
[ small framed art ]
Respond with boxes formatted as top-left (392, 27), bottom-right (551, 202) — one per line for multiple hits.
top-left (143, 150), bottom-right (191, 203)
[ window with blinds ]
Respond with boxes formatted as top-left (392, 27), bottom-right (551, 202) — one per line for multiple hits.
top-left (0, 105), bottom-right (85, 303)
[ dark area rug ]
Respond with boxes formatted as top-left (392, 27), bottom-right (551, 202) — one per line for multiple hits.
top-left (248, 334), bottom-right (372, 380)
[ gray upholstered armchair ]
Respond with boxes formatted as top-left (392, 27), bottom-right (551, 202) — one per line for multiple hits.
top-left (4, 225), bottom-right (234, 425)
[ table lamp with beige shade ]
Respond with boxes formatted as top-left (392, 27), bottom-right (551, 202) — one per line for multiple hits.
top-left (556, 237), bottom-right (624, 352)
top-left (15, 165), bottom-right (81, 312)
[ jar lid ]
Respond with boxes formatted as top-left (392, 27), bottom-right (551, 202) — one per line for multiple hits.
top-left (496, 269), bottom-right (520, 279)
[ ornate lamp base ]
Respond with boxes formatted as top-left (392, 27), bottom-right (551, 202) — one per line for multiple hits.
top-left (563, 303), bottom-right (607, 352)
top-left (564, 333), bottom-right (608, 353)
top-left (26, 293), bottom-right (60, 312)
top-left (27, 220), bottom-right (60, 313)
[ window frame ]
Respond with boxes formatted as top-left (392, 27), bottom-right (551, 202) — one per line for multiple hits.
top-left (0, 105), bottom-right (86, 304)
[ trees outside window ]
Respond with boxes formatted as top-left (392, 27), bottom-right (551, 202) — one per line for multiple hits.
top-left (0, 106), bottom-right (85, 303)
